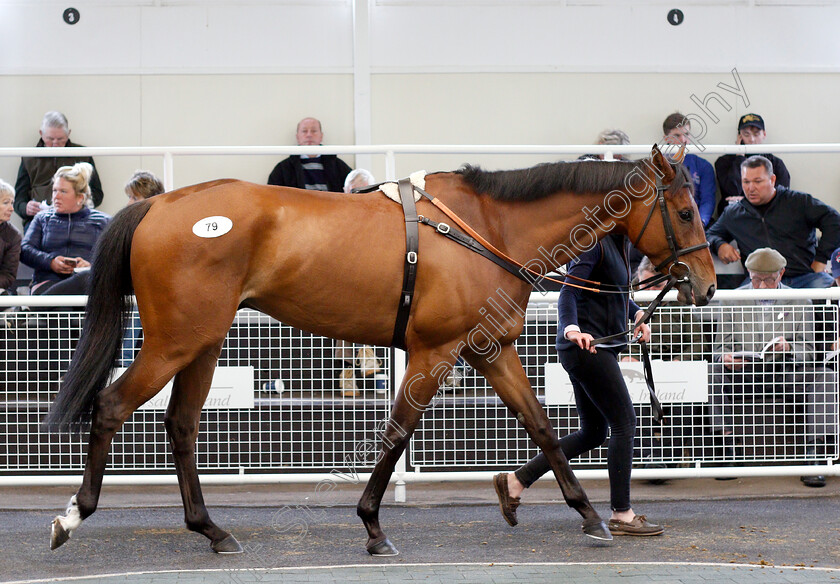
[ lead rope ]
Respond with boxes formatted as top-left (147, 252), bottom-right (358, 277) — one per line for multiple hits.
top-left (588, 275), bottom-right (678, 424)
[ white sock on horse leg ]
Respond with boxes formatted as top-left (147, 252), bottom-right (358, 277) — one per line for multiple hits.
top-left (57, 495), bottom-right (83, 533)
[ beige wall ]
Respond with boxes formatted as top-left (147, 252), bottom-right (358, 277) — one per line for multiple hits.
top-left (1, 71), bottom-right (839, 228)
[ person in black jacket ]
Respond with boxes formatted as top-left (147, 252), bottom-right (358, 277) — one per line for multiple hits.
top-left (714, 113), bottom-right (790, 218)
top-left (492, 235), bottom-right (664, 537)
top-left (267, 117), bottom-right (351, 192)
top-left (14, 111), bottom-right (104, 233)
top-left (706, 155), bottom-right (840, 289)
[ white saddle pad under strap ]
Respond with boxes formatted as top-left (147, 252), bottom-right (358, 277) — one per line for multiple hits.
top-left (379, 171), bottom-right (426, 203)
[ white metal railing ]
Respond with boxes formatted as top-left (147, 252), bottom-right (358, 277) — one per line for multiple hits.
top-left (3, 143), bottom-right (840, 192)
top-left (1, 289), bottom-right (837, 492)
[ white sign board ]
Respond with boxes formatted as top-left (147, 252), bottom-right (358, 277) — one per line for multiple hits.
top-left (110, 366), bottom-right (255, 410)
top-left (544, 360), bottom-right (708, 406)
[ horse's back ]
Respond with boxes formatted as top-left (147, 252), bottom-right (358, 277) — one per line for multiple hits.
top-left (130, 180), bottom-right (408, 344)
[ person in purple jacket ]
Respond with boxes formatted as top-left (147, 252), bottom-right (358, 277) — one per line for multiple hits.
top-left (662, 113), bottom-right (715, 227)
top-left (493, 234), bottom-right (663, 537)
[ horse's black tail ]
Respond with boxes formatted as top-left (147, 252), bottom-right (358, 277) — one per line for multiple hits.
top-left (43, 200), bottom-right (153, 433)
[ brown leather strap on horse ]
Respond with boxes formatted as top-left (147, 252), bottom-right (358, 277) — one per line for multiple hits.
top-left (391, 178), bottom-right (420, 349)
top-left (588, 276), bottom-right (677, 424)
top-left (416, 188), bottom-right (604, 293)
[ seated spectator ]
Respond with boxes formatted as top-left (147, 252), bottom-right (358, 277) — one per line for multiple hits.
top-left (20, 163), bottom-right (110, 294)
top-left (578, 128), bottom-right (630, 161)
top-left (15, 111), bottom-right (104, 233)
top-left (267, 117), bottom-right (351, 192)
top-left (661, 113), bottom-right (715, 227)
top-left (124, 170), bottom-right (164, 205)
top-left (714, 113), bottom-right (790, 217)
top-left (706, 155), bottom-right (840, 289)
top-left (627, 257), bottom-right (705, 362)
top-left (44, 170), bottom-right (164, 298)
top-left (710, 248), bottom-right (836, 487)
top-left (0, 180), bottom-right (21, 295)
top-left (344, 168), bottom-right (376, 193)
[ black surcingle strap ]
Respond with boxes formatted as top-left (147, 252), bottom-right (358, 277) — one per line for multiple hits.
top-left (391, 178), bottom-right (420, 349)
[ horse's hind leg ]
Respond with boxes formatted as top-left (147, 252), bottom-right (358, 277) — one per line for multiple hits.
top-left (165, 343), bottom-right (242, 553)
top-left (464, 344), bottom-right (610, 540)
top-left (357, 347), bottom-right (454, 556)
top-left (51, 350), bottom-right (189, 550)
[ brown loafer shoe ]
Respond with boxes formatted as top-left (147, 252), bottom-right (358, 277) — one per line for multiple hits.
top-left (608, 514), bottom-right (664, 536)
top-left (493, 473), bottom-right (520, 526)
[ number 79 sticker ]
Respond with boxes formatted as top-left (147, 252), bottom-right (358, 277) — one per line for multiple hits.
top-left (192, 216), bottom-right (234, 238)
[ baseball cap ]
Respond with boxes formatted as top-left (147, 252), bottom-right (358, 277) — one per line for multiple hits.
top-left (831, 247), bottom-right (840, 279)
top-left (738, 113), bottom-right (765, 132)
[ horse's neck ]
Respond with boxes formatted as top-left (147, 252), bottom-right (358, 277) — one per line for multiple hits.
top-left (502, 191), bottom-right (623, 272)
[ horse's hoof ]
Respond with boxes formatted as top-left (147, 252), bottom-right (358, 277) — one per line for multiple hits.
top-left (212, 534), bottom-right (244, 554)
top-left (366, 536), bottom-right (399, 556)
top-left (50, 517), bottom-right (70, 550)
top-left (582, 518), bottom-right (612, 541)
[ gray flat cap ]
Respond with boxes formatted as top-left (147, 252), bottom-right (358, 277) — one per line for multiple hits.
top-left (745, 247), bottom-right (786, 273)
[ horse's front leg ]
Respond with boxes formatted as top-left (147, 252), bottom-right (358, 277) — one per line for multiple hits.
top-left (357, 348), bottom-right (452, 556)
top-left (465, 344), bottom-right (610, 540)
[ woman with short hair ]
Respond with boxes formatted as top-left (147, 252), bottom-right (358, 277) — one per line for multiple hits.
top-left (0, 179), bottom-right (21, 294)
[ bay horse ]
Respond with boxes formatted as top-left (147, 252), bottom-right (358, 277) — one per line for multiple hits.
top-left (46, 145), bottom-right (715, 555)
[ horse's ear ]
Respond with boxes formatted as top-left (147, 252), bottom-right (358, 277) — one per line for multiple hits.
top-left (649, 144), bottom-right (676, 183)
top-left (671, 143), bottom-right (686, 164)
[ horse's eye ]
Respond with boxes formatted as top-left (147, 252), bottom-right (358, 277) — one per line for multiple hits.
top-left (678, 209), bottom-right (693, 222)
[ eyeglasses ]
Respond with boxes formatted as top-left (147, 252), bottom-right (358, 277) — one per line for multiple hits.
top-left (750, 274), bottom-right (781, 286)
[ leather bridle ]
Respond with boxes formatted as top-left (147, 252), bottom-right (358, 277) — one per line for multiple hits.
top-left (588, 168), bottom-right (711, 423)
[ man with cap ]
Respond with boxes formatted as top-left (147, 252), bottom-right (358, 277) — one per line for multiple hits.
top-left (709, 248), bottom-right (835, 487)
top-left (706, 155), bottom-right (840, 289)
top-left (714, 113), bottom-right (790, 218)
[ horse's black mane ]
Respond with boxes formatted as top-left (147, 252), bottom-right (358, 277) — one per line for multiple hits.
top-left (452, 159), bottom-right (688, 202)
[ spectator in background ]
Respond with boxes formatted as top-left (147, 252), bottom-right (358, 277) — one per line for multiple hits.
top-left (706, 155), bottom-right (840, 289)
top-left (267, 117), bottom-right (351, 192)
top-left (714, 113), bottom-right (790, 217)
top-left (124, 170), bottom-right (164, 205)
top-left (43, 170), bottom-right (164, 298)
top-left (0, 180), bottom-right (21, 295)
top-left (578, 128), bottom-right (631, 161)
top-left (710, 248), bottom-right (835, 488)
top-left (661, 113), bottom-right (715, 227)
top-left (344, 168), bottom-right (376, 193)
top-left (20, 163), bottom-right (110, 294)
top-left (629, 257), bottom-right (705, 362)
top-left (15, 111), bottom-right (104, 233)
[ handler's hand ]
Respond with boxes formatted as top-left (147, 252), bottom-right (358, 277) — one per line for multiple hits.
top-left (633, 311), bottom-right (651, 343)
top-left (717, 242), bottom-right (741, 264)
top-left (567, 331), bottom-right (597, 354)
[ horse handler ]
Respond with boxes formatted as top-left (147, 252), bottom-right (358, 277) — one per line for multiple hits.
top-left (493, 233), bottom-right (664, 536)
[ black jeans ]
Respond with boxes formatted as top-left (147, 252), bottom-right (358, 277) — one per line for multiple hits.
top-left (514, 346), bottom-right (636, 512)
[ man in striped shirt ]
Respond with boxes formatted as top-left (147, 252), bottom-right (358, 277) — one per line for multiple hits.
top-left (267, 117), bottom-right (351, 192)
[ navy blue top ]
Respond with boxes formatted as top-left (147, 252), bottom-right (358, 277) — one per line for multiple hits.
top-left (556, 234), bottom-right (641, 352)
top-left (21, 206), bottom-right (111, 285)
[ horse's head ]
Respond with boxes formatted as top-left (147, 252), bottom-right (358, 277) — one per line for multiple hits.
top-left (628, 145), bottom-right (716, 306)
